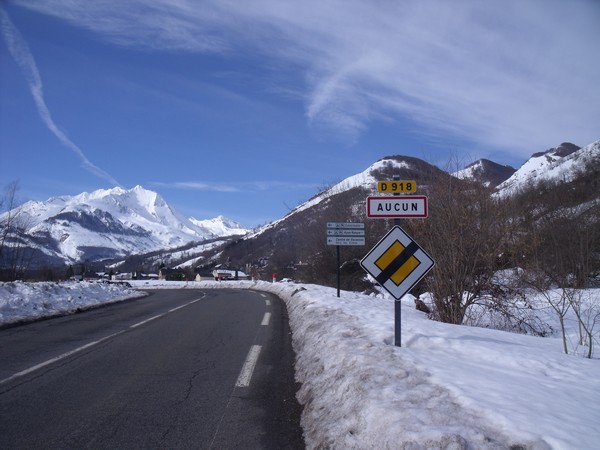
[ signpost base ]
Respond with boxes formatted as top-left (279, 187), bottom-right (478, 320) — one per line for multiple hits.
top-left (336, 245), bottom-right (340, 298)
top-left (395, 299), bottom-right (401, 346)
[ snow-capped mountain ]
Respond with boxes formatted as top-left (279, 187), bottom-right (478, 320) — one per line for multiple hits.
top-left (453, 159), bottom-right (516, 188)
top-left (2, 186), bottom-right (247, 265)
top-left (189, 215), bottom-right (248, 237)
top-left (495, 141), bottom-right (598, 196)
top-left (245, 155), bottom-right (447, 239)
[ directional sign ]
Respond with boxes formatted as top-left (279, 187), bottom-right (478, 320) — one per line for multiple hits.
top-left (361, 226), bottom-right (434, 299)
top-left (367, 196), bottom-right (428, 218)
top-left (327, 236), bottom-right (366, 246)
top-left (326, 222), bottom-right (365, 245)
top-left (377, 180), bottom-right (417, 193)
top-left (327, 222), bottom-right (365, 229)
top-left (326, 229), bottom-right (365, 236)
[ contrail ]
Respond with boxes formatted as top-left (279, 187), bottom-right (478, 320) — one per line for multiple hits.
top-left (0, 6), bottom-right (121, 187)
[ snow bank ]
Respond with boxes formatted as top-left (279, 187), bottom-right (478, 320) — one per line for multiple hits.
top-left (0, 281), bottom-right (145, 326)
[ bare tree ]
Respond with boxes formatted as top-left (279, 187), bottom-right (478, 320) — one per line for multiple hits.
top-left (408, 166), bottom-right (512, 325)
top-left (522, 269), bottom-right (571, 353)
top-left (0, 181), bottom-right (20, 260)
top-left (567, 288), bottom-right (599, 359)
top-left (517, 176), bottom-right (600, 357)
top-left (0, 181), bottom-right (34, 281)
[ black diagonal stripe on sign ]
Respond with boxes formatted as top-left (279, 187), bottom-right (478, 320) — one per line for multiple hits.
top-left (375, 241), bottom-right (420, 285)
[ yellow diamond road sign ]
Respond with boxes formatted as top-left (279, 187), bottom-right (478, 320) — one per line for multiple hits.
top-left (361, 226), bottom-right (435, 300)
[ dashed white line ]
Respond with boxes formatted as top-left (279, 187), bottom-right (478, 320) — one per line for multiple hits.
top-left (0, 330), bottom-right (124, 385)
top-left (1, 296), bottom-right (206, 385)
top-left (265, 299), bottom-right (271, 306)
top-left (235, 345), bottom-right (262, 388)
top-left (168, 297), bottom-right (203, 313)
top-left (129, 314), bottom-right (164, 329)
top-left (261, 312), bottom-right (271, 326)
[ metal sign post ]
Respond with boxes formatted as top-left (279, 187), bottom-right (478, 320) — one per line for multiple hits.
top-left (362, 179), bottom-right (434, 347)
top-left (393, 177), bottom-right (402, 347)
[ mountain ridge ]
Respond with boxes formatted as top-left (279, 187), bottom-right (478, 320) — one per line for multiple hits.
top-left (453, 159), bottom-right (516, 187)
top-left (2, 139), bottom-right (598, 276)
top-left (211, 139), bottom-right (598, 284)
top-left (1, 186), bottom-right (248, 267)
top-left (495, 140), bottom-right (598, 196)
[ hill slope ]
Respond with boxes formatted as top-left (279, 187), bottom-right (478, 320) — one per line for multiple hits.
top-left (495, 141), bottom-right (598, 196)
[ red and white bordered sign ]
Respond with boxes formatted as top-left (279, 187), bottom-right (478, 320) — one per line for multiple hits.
top-left (366, 196), bottom-right (428, 218)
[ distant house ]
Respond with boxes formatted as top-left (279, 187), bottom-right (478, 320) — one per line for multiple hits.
top-left (112, 272), bottom-right (133, 281)
top-left (82, 271), bottom-right (102, 281)
top-left (211, 268), bottom-right (250, 281)
top-left (158, 268), bottom-right (186, 281)
top-left (194, 267), bottom-right (214, 281)
top-left (139, 273), bottom-right (159, 280)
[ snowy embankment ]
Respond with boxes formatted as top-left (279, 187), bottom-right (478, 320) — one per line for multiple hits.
top-left (0, 281), bottom-right (145, 326)
top-left (1, 280), bottom-right (599, 449)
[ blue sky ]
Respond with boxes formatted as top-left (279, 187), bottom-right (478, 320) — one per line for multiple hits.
top-left (1, 0), bottom-right (599, 227)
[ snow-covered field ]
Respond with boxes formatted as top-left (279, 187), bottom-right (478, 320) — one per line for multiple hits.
top-left (1, 280), bottom-right (598, 449)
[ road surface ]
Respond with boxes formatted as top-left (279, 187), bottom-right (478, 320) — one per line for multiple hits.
top-left (0, 288), bottom-right (304, 449)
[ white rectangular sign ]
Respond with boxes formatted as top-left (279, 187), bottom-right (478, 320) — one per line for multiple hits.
top-left (327, 222), bottom-right (365, 229)
top-left (366, 196), bottom-right (428, 218)
top-left (327, 236), bottom-right (366, 246)
top-left (326, 229), bottom-right (365, 236)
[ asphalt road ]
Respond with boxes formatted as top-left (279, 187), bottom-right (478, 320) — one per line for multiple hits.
top-left (0, 288), bottom-right (304, 449)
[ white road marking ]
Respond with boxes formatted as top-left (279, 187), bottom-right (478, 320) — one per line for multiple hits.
top-left (168, 297), bottom-right (202, 313)
top-left (235, 345), bottom-right (262, 388)
top-left (265, 299), bottom-right (271, 306)
top-left (130, 314), bottom-right (164, 328)
top-left (0, 330), bottom-right (124, 385)
top-left (261, 312), bottom-right (271, 326)
top-left (0, 296), bottom-right (206, 385)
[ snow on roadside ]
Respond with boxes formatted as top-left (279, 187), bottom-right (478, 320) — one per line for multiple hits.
top-left (1, 279), bottom-right (599, 449)
top-left (0, 281), bottom-right (145, 326)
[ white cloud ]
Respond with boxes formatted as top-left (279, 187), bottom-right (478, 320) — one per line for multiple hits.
top-left (11, 0), bottom-right (600, 157)
top-left (151, 180), bottom-right (318, 193)
top-left (0, 5), bottom-right (121, 187)
top-left (152, 182), bottom-right (240, 193)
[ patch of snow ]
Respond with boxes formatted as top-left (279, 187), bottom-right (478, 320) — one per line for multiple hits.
top-left (0, 281), bottom-right (144, 325)
top-left (189, 215), bottom-right (248, 237)
top-left (453, 160), bottom-right (484, 181)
